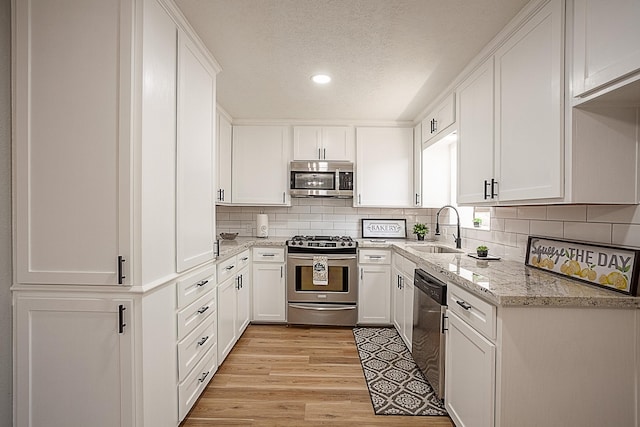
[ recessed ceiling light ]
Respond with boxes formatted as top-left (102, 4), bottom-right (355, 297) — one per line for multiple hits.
top-left (311, 74), bottom-right (331, 84)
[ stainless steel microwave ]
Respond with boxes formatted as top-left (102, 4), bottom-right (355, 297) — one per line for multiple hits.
top-left (289, 161), bottom-right (354, 198)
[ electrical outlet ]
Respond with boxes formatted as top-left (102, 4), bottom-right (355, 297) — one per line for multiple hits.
top-left (244, 223), bottom-right (252, 234)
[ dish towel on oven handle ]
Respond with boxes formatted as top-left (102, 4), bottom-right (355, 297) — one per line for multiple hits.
top-left (312, 256), bottom-right (329, 285)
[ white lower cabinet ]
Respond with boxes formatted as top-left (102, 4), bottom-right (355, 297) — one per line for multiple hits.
top-left (217, 249), bottom-right (251, 364)
top-left (15, 296), bottom-right (135, 427)
top-left (252, 247), bottom-right (286, 322)
top-left (445, 311), bottom-right (496, 427)
top-left (178, 345), bottom-right (217, 421)
top-left (391, 253), bottom-right (415, 350)
top-left (445, 282), bottom-right (639, 427)
top-left (358, 249), bottom-right (391, 325)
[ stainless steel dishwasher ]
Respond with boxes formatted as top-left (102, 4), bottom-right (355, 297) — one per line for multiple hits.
top-left (412, 268), bottom-right (447, 400)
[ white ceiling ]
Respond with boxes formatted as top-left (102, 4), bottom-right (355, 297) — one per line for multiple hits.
top-left (174, 0), bottom-right (529, 122)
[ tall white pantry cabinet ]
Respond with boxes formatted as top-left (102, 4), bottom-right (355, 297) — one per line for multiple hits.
top-left (11, 0), bottom-right (220, 426)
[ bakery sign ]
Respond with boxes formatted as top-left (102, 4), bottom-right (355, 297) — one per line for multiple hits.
top-left (361, 219), bottom-right (407, 239)
top-left (525, 236), bottom-right (640, 296)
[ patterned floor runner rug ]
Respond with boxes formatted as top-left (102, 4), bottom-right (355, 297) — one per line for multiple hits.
top-left (353, 327), bottom-right (448, 416)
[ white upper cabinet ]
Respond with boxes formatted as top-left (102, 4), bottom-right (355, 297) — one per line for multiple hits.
top-left (14, 0), bottom-right (219, 284)
top-left (232, 126), bottom-right (291, 205)
top-left (216, 113), bottom-right (232, 204)
top-left (14, 0), bottom-right (134, 285)
top-left (356, 127), bottom-right (414, 207)
top-left (413, 123), bottom-right (422, 207)
top-left (457, 58), bottom-right (495, 205)
top-left (176, 30), bottom-right (216, 273)
top-left (457, 0), bottom-right (564, 205)
top-left (572, 0), bottom-right (640, 98)
top-left (421, 93), bottom-right (455, 143)
top-left (494, 0), bottom-right (564, 202)
top-left (293, 126), bottom-right (355, 161)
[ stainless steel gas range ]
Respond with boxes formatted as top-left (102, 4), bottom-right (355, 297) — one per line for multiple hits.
top-left (286, 235), bottom-right (358, 326)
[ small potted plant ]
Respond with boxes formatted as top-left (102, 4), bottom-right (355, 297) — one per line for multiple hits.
top-left (473, 218), bottom-right (482, 228)
top-left (413, 223), bottom-right (429, 241)
top-left (476, 245), bottom-right (489, 257)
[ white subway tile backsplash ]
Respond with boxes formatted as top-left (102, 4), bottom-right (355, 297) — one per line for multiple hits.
top-left (563, 222), bottom-right (612, 244)
top-left (323, 214), bottom-right (346, 222)
top-left (587, 205), bottom-right (640, 224)
top-left (493, 206), bottom-right (518, 219)
top-left (299, 213), bottom-right (323, 221)
top-left (517, 206), bottom-right (547, 220)
top-left (504, 219), bottom-right (530, 234)
top-left (310, 206), bottom-right (335, 214)
top-left (490, 218), bottom-right (505, 232)
top-left (530, 220), bottom-right (563, 238)
top-left (612, 224), bottom-right (640, 247)
top-left (547, 205), bottom-right (587, 221)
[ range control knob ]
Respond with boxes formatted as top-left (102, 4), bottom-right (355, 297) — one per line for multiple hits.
top-left (348, 242), bottom-right (353, 246)
top-left (341, 242), bottom-right (346, 246)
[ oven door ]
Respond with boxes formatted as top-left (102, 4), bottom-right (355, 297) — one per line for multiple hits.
top-left (287, 254), bottom-right (357, 304)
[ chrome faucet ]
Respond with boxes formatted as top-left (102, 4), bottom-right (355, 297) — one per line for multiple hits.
top-left (435, 205), bottom-right (462, 249)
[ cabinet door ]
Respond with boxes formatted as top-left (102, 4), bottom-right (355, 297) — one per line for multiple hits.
top-left (176, 30), bottom-right (216, 272)
top-left (252, 263), bottom-right (286, 322)
top-left (236, 268), bottom-right (251, 335)
top-left (413, 123), bottom-right (422, 207)
top-left (435, 94), bottom-right (455, 135)
top-left (293, 126), bottom-right (321, 160)
top-left (391, 266), bottom-right (404, 334)
top-left (402, 273), bottom-right (415, 351)
top-left (457, 58), bottom-right (495, 205)
top-left (15, 297), bottom-right (134, 427)
top-left (232, 126), bottom-right (291, 205)
top-left (217, 113), bottom-right (233, 203)
top-left (217, 276), bottom-right (237, 363)
top-left (356, 127), bottom-right (414, 207)
top-left (14, 0), bottom-right (133, 285)
top-left (573, 0), bottom-right (640, 97)
top-left (445, 311), bottom-right (496, 427)
top-left (358, 264), bottom-right (391, 324)
top-left (322, 127), bottom-right (355, 161)
top-left (495, 0), bottom-right (563, 202)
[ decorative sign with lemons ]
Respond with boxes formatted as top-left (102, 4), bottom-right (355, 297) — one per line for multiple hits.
top-left (525, 236), bottom-right (639, 296)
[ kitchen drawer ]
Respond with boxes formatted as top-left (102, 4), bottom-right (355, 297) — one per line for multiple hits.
top-left (177, 266), bottom-right (216, 309)
top-left (253, 247), bottom-right (285, 263)
top-left (359, 249), bottom-right (391, 264)
top-left (217, 256), bottom-right (237, 283)
top-left (447, 283), bottom-right (496, 341)
top-left (177, 289), bottom-right (216, 340)
top-left (237, 249), bottom-right (251, 269)
top-left (178, 344), bottom-right (217, 421)
top-left (178, 315), bottom-right (216, 382)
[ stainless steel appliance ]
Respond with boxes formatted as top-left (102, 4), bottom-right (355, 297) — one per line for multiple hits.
top-left (286, 235), bottom-right (358, 325)
top-left (289, 161), bottom-right (354, 198)
top-left (412, 268), bottom-right (447, 400)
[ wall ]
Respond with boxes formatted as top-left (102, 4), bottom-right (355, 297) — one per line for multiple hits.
top-left (463, 205), bottom-right (640, 260)
top-left (217, 198), bottom-right (433, 239)
top-left (0, 0), bottom-right (11, 424)
top-left (218, 201), bottom-right (640, 262)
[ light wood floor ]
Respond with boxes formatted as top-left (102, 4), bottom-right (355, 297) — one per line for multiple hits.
top-left (180, 324), bottom-right (454, 426)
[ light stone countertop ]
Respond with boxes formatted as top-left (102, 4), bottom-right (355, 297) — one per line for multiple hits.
top-left (216, 237), bottom-right (639, 309)
top-left (360, 239), bottom-right (640, 309)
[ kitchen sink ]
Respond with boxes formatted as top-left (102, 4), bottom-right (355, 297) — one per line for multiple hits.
top-left (406, 244), bottom-right (462, 254)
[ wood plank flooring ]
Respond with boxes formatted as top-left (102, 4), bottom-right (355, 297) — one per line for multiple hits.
top-left (180, 324), bottom-right (454, 426)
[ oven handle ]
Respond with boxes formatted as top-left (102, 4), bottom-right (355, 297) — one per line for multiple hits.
top-left (287, 255), bottom-right (357, 261)
top-left (288, 303), bottom-right (356, 311)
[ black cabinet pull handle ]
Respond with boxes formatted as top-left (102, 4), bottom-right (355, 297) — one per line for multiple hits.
top-left (198, 371), bottom-right (210, 383)
top-left (197, 306), bottom-right (209, 314)
top-left (196, 279), bottom-right (208, 287)
top-left (118, 305), bottom-right (126, 334)
top-left (117, 256), bottom-right (126, 284)
top-left (225, 265), bottom-right (235, 270)
top-left (456, 300), bottom-right (472, 310)
top-left (197, 336), bottom-right (209, 346)
top-left (483, 180), bottom-right (490, 200)
top-left (491, 178), bottom-right (498, 199)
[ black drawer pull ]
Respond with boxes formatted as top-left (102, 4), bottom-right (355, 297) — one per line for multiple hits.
top-left (197, 336), bottom-right (209, 346)
top-left (456, 300), bottom-right (472, 310)
top-left (197, 306), bottom-right (209, 314)
top-left (196, 279), bottom-right (208, 287)
top-left (198, 371), bottom-right (210, 383)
